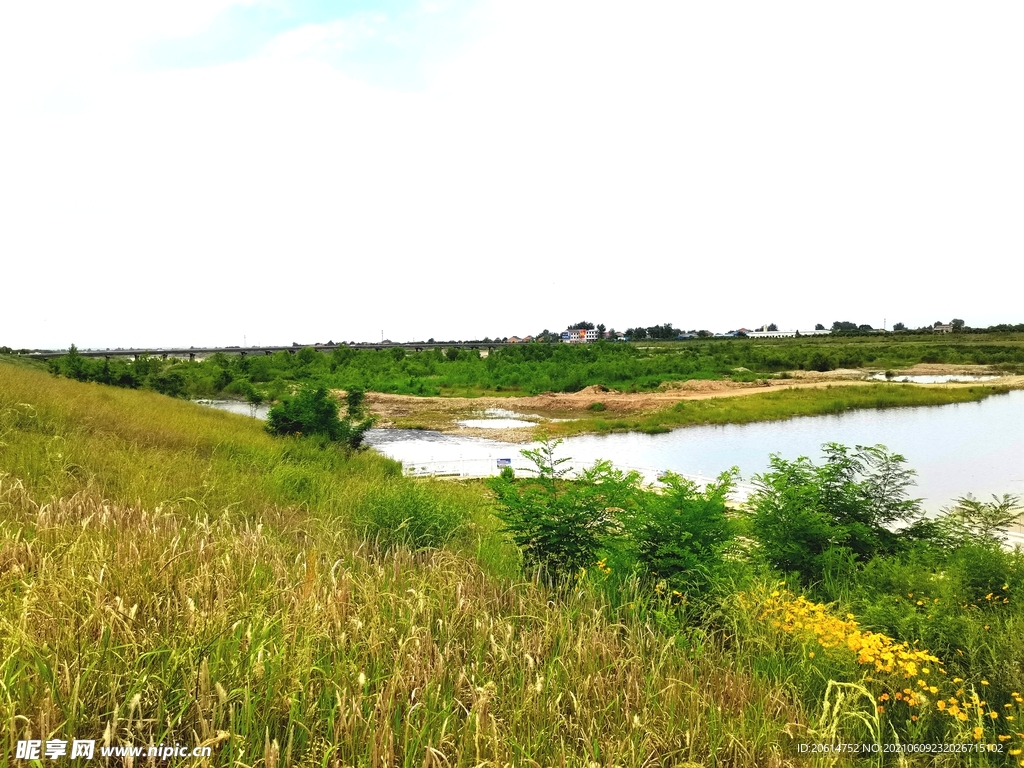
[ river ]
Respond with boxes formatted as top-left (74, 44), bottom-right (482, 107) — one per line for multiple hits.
top-left (197, 390), bottom-right (1024, 512)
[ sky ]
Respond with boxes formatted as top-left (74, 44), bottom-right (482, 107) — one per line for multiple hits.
top-left (2, 1), bottom-right (1022, 349)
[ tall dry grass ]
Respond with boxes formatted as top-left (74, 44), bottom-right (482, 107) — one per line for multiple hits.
top-left (0, 363), bottom-right (827, 766)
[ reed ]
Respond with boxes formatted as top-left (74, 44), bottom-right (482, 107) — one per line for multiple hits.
top-left (0, 362), bottom-right (821, 766)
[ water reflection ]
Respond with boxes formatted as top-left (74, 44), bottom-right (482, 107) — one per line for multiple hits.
top-left (367, 391), bottom-right (1024, 512)
top-left (867, 373), bottom-right (999, 384)
top-left (195, 392), bottom-right (1024, 512)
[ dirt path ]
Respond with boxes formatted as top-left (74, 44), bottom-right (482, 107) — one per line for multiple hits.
top-left (355, 365), bottom-right (1023, 442)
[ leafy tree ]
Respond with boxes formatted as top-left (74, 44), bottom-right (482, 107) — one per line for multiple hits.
top-left (488, 438), bottom-right (639, 584)
top-left (814, 324), bottom-right (826, 331)
top-left (266, 385), bottom-right (373, 449)
top-left (57, 344), bottom-right (89, 381)
top-left (569, 321), bottom-right (595, 330)
top-left (622, 469), bottom-right (737, 598)
top-left (297, 346), bottom-right (319, 366)
top-left (951, 318), bottom-right (965, 332)
top-left (596, 323), bottom-right (606, 339)
top-left (936, 494), bottom-right (1023, 546)
top-left (149, 369), bottom-right (186, 397)
top-left (892, 322), bottom-right (906, 331)
top-left (345, 387), bottom-right (367, 419)
top-left (831, 321), bottom-right (858, 332)
top-left (766, 323), bottom-right (778, 332)
top-left (749, 444), bottom-right (925, 585)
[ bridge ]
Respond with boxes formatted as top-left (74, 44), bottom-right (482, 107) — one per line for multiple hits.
top-left (22, 342), bottom-right (517, 361)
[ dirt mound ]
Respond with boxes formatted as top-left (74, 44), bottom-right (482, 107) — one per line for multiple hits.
top-left (576, 384), bottom-right (617, 395)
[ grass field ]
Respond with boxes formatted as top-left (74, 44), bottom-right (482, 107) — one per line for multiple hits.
top-left (0, 362), bottom-right (824, 766)
top-left (546, 383), bottom-right (1010, 436)
top-left (37, 332), bottom-right (1024, 403)
top-left (4, 360), bottom-right (1023, 766)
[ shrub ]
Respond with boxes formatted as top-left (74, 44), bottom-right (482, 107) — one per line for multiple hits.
top-left (623, 469), bottom-right (738, 599)
top-left (488, 438), bottom-right (639, 584)
top-left (749, 443), bottom-right (926, 585)
top-left (935, 493), bottom-right (1023, 547)
top-left (266, 386), bottom-right (374, 448)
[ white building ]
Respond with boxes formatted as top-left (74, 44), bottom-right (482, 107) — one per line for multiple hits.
top-left (561, 328), bottom-right (599, 343)
top-left (745, 329), bottom-right (831, 338)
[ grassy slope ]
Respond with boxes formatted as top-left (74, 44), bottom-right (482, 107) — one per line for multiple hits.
top-left (547, 384), bottom-right (1010, 436)
top-left (0, 363), bottom-right (825, 766)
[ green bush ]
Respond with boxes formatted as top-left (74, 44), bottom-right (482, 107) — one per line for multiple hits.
top-left (748, 443), bottom-right (926, 585)
top-left (488, 438), bottom-right (639, 584)
top-left (266, 386), bottom-right (373, 449)
top-left (623, 469), bottom-right (737, 599)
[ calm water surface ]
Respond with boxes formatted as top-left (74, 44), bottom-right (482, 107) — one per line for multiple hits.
top-left (197, 392), bottom-right (1024, 511)
top-left (365, 391), bottom-right (1024, 511)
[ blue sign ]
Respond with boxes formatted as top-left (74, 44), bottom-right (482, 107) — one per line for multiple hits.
top-left (496, 458), bottom-right (512, 467)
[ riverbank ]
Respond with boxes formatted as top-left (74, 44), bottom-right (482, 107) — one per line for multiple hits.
top-left (361, 369), bottom-right (1023, 442)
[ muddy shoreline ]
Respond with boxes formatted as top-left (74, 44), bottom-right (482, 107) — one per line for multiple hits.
top-left (352, 365), bottom-right (1023, 443)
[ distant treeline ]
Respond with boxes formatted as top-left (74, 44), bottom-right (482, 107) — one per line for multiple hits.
top-left (43, 334), bottom-right (1024, 401)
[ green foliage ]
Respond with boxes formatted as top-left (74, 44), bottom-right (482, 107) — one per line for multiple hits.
top-left (935, 493), bottom-right (1023, 546)
top-left (149, 368), bottom-right (186, 397)
top-left (488, 438), bottom-right (640, 583)
top-left (749, 444), bottom-right (926, 585)
top-left (265, 386), bottom-right (373, 448)
top-left (355, 480), bottom-right (473, 551)
top-left (43, 333), bottom-right (1024, 403)
top-left (622, 469), bottom-right (738, 599)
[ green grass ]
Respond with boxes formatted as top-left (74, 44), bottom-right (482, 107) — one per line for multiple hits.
top-left (42, 332), bottom-right (1024, 406)
top-left (0, 361), bottom-right (829, 766)
top-left (5, 360), bottom-right (1021, 765)
top-left (547, 384), bottom-right (1010, 437)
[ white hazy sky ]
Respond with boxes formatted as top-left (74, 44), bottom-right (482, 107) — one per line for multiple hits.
top-left (2, 1), bottom-right (1022, 349)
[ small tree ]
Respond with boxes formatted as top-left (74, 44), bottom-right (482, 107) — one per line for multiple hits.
top-left (766, 323), bottom-right (778, 332)
top-left (749, 444), bottom-right (924, 585)
top-left (623, 469), bottom-right (737, 599)
top-left (489, 438), bottom-right (639, 584)
top-left (937, 494), bottom-right (1023, 546)
top-left (266, 386), bottom-right (374, 449)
